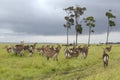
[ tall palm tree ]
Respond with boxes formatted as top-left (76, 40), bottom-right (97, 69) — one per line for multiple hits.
top-left (105, 10), bottom-right (116, 45)
top-left (84, 16), bottom-right (95, 46)
top-left (64, 6), bottom-right (86, 46)
top-left (64, 7), bottom-right (74, 46)
top-left (74, 6), bottom-right (86, 46)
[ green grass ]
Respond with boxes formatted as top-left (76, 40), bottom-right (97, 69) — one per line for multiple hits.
top-left (0, 44), bottom-right (120, 80)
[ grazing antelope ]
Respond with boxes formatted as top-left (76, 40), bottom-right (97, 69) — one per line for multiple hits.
top-left (81, 45), bottom-right (88, 59)
top-left (105, 45), bottom-right (112, 52)
top-left (44, 45), bottom-right (61, 61)
top-left (36, 45), bottom-right (45, 55)
top-left (103, 49), bottom-right (109, 67)
top-left (65, 47), bottom-right (72, 58)
top-left (12, 45), bottom-right (24, 56)
top-left (28, 45), bottom-right (34, 57)
top-left (29, 43), bottom-right (37, 53)
top-left (5, 45), bottom-right (12, 53)
top-left (65, 46), bottom-right (80, 59)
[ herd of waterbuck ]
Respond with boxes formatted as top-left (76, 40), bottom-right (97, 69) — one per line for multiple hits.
top-left (5, 42), bottom-right (112, 68)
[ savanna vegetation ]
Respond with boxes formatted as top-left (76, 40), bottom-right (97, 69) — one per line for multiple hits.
top-left (0, 1), bottom-right (118, 80)
top-left (0, 43), bottom-right (120, 80)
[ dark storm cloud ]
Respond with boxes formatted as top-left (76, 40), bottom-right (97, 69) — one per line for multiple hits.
top-left (0, 0), bottom-right (67, 35)
top-left (0, 0), bottom-right (119, 35)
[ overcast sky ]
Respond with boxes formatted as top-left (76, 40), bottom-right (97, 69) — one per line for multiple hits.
top-left (0, 0), bottom-right (120, 43)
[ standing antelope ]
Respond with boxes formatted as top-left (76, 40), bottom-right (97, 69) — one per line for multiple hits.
top-left (5, 45), bottom-right (12, 53)
top-left (36, 45), bottom-right (45, 55)
top-left (65, 47), bottom-right (72, 58)
top-left (44, 45), bottom-right (61, 61)
top-left (29, 45), bottom-right (34, 57)
top-left (103, 49), bottom-right (109, 68)
top-left (12, 44), bottom-right (24, 56)
top-left (81, 45), bottom-right (88, 59)
top-left (64, 46), bottom-right (80, 59)
top-left (29, 43), bottom-right (37, 53)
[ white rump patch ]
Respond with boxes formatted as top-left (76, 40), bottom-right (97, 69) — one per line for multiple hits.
top-left (29, 52), bottom-right (32, 56)
top-left (66, 53), bottom-right (71, 58)
top-left (70, 50), bottom-right (73, 53)
top-left (29, 47), bottom-right (33, 50)
top-left (83, 52), bottom-right (86, 57)
top-left (104, 56), bottom-right (108, 62)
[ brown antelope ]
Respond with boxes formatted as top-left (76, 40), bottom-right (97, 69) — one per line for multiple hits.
top-left (36, 45), bottom-right (45, 55)
top-left (28, 45), bottom-right (34, 57)
top-left (65, 46), bottom-right (80, 59)
top-left (81, 45), bottom-right (88, 59)
top-left (5, 45), bottom-right (12, 53)
top-left (103, 49), bottom-right (109, 67)
top-left (65, 47), bottom-right (72, 58)
top-left (105, 45), bottom-right (112, 52)
top-left (29, 43), bottom-right (37, 53)
top-left (44, 45), bottom-right (61, 61)
top-left (12, 44), bottom-right (24, 56)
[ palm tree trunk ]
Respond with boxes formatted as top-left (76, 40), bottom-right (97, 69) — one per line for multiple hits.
top-left (76, 32), bottom-right (78, 46)
top-left (106, 19), bottom-right (110, 45)
top-left (106, 26), bottom-right (110, 45)
top-left (67, 27), bottom-right (69, 46)
top-left (88, 27), bottom-right (91, 46)
top-left (75, 16), bottom-right (78, 46)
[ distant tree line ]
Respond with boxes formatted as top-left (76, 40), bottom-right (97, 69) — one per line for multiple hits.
top-left (100, 42), bottom-right (120, 44)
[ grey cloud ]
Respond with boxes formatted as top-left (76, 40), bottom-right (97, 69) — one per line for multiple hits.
top-left (0, 0), bottom-right (119, 36)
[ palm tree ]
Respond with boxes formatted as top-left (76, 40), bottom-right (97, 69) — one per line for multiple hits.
top-left (74, 6), bottom-right (86, 46)
top-left (64, 6), bottom-right (86, 46)
top-left (64, 7), bottom-right (74, 46)
top-left (105, 10), bottom-right (116, 45)
top-left (84, 16), bottom-right (95, 46)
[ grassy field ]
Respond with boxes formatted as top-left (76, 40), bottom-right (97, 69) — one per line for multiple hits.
top-left (0, 44), bottom-right (120, 80)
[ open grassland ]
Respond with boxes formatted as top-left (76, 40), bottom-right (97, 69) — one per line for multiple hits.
top-left (0, 44), bottom-right (120, 80)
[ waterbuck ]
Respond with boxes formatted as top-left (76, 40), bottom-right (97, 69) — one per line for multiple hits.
top-left (5, 45), bottom-right (12, 53)
top-left (103, 49), bottom-right (109, 68)
top-left (44, 45), bottom-right (61, 61)
top-left (28, 45), bottom-right (34, 57)
top-left (65, 46), bottom-right (80, 59)
top-left (81, 45), bottom-right (88, 59)
top-left (36, 45), bottom-right (45, 55)
top-left (12, 44), bottom-right (24, 56)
